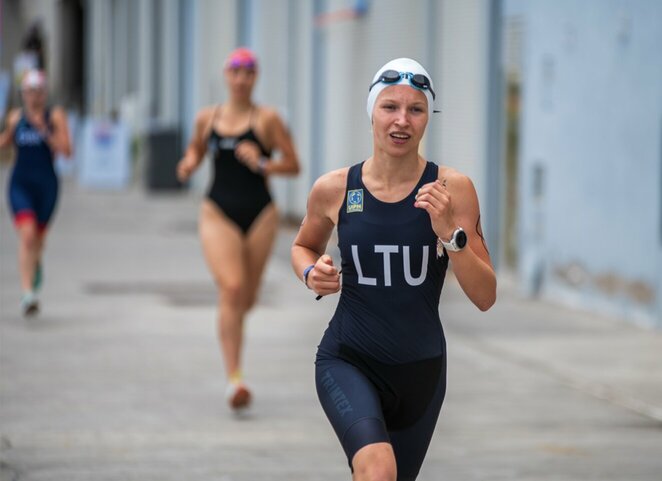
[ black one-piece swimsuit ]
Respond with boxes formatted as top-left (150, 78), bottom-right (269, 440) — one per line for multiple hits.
top-left (206, 108), bottom-right (272, 234)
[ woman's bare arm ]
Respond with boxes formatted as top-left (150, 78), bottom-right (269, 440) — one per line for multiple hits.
top-left (415, 169), bottom-right (496, 311)
top-left (0, 109), bottom-right (20, 149)
top-left (177, 107), bottom-right (214, 182)
top-left (291, 169), bottom-right (347, 295)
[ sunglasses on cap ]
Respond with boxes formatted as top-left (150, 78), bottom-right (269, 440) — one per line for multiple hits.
top-left (368, 70), bottom-right (436, 100)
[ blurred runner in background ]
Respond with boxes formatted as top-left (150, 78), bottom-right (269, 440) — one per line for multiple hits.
top-left (177, 47), bottom-right (300, 412)
top-left (0, 69), bottom-right (72, 317)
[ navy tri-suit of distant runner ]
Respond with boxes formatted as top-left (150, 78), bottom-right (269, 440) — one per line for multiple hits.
top-left (8, 110), bottom-right (58, 232)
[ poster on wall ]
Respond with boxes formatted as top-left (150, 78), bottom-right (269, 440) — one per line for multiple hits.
top-left (77, 118), bottom-right (131, 189)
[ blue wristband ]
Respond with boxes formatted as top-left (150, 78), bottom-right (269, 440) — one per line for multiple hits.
top-left (303, 264), bottom-right (315, 288)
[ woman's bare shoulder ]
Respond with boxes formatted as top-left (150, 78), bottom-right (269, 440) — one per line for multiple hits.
top-left (6, 108), bottom-right (21, 125)
top-left (305, 167), bottom-right (349, 223)
top-left (314, 167), bottom-right (349, 191)
top-left (255, 106), bottom-right (287, 134)
top-left (438, 165), bottom-right (474, 191)
top-left (49, 106), bottom-right (68, 121)
top-left (309, 167), bottom-right (349, 206)
top-left (194, 105), bottom-right (217, 124)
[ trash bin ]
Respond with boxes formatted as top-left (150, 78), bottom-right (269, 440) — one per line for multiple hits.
top-left (144, 125), bottom-right (182, 190)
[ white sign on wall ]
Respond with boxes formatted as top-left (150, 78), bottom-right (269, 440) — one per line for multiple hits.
top-left (77, 118), bottom-right (131, 189)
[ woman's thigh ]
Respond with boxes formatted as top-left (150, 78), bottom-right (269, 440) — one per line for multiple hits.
top-left (244, 203), bottom-right (278, 295)
top-left (388, 354), bottom-right (447, 480)
top-left (315, 356), bottom-right (390, 468)
top-left (199, 200), bottom-right (246, 289)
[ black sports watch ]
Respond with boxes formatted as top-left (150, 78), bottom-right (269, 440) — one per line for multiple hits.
top-left (439, 227), bottom-right (467, 253)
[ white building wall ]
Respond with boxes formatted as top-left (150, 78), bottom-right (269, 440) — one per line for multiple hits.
top-left (193, 0), bottom-right (237, 109)
top-left (110, 0), bottom-right (130, 114)
top-left (186, 0), bottom-right (239, 191)
top-left (439, 0), bottom-right (491, 202)
top-left (159, 0), bottom-right (180, 126)
top-left (517, 0), bottom-right (662, 326)
top-left (249, 0), bottom-right (296, 214)
top-left (284, 0), bottom-right (316, 220)
top-left (137, 0), bottom-right (154, 125)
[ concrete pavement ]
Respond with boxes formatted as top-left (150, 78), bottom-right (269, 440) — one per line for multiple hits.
top-left (1, 176), bottom-right (661, 480)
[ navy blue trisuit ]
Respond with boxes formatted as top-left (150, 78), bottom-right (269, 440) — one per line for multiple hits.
top-left (7, 110), bottom-right (59, 231)
top-left (315, 160), bottom-right (448, 481)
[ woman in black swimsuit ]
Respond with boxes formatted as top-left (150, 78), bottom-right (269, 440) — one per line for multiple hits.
top-left (177, 48), bottom-right (300, 411)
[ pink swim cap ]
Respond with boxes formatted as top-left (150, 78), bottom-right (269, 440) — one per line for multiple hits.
top-left (224, 47), bottom-right (258, 70)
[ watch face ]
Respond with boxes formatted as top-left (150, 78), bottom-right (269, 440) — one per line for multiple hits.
top-left (455, 229), bottom-right (468, 249)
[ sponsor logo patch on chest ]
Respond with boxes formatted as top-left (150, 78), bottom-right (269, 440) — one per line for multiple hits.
top-left (347, 189), bottom-right (363, 213)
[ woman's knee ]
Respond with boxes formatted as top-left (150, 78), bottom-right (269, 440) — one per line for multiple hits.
top-left (354, 464), bottom-right (397, 481)
top-left (18, 224), bottom-right (39, 249)
top-left (220, 283), bottom-right (245, 310)
top-left (352, 444), bottom-right (397, 481)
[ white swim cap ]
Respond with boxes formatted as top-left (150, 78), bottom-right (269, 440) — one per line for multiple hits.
top-left (21, 69), bottom-right (46, 90)
top-left (366, 58), bottom-right (435, 120)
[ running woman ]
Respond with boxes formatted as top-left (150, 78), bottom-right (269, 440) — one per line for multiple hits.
top-left (177, 48), bottom-right (300, 411)
top-left (291, 58), bottom-right (496, 480)
top-left (0, 69), bottom-right (72, 316)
